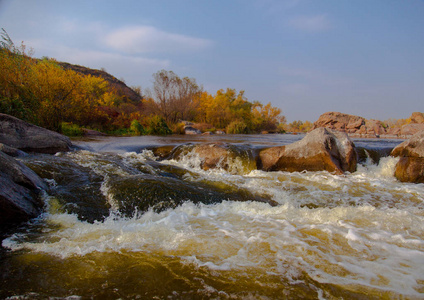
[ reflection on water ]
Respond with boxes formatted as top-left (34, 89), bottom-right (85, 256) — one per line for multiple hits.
top-left (2, 134), bottom-right (423, 299)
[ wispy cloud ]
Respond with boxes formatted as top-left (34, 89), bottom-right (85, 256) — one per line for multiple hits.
top-left (288, 14), bottom-right (331, 32)
top-left (103, 26), bottom-right (213, 54)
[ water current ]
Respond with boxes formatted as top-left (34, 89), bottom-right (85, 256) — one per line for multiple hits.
top-left (1, 134), bottom-right (423, 299)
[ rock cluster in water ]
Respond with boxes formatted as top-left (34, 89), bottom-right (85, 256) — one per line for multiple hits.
top-left (313, 111), bottom-right (424, 138)
top-left (1, 113), bottom-right (424, 230)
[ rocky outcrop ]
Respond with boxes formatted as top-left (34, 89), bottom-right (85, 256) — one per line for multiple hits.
top-left (0, 113), bottom-right (72, 154)
top-left (391, 130), bottom-right (424, 183)
top-left (258, 128), bottom-right (357, 174)
top-left (313, 112), bottom-right (365, 133)
top-left (400, 123), bottom-right (424, 138)
top-left (313, 112), bottom-right (390, 138)
top-left (0, 151), bottom-right (47, 227)
top-left (312, 111), bottom-right (414, 138)
top-left (411, 112), bottom-right (424, 124)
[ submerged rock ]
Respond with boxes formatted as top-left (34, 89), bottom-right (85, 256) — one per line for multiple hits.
top-left (391, 130), bottom-right (424, 183)
top-left (0, 113), bottom-right (72, 154)
top-left (172, 143), bottom-right (256, 174)
top-left (0, 151), bottom-right (46, 227)
top-left (258, 128), bottom-right (357, 174)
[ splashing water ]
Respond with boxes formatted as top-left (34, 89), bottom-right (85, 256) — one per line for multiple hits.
top-left (1, 136), bottom-right (423, 299)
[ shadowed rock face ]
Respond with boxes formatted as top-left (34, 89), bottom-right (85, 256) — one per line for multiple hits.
top-left (391, 130), bottom-right (424, 183)
top-left (258, 128), bottom-right (357, 174)
top-left (0, 151), bottom-right (46, 227)
top-left (0, 113), bottom-right (72, 154)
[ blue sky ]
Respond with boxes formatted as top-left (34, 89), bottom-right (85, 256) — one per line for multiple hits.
top-left (1, 0), bottom-right (423, 122)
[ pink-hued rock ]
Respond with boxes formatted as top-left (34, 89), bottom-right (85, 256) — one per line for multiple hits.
top-left (365, 119), bottom-right (386, 136)
top-left (258, 128), bottom-right (357, 174)
top-left (313, 112), bottom-right (389, 137)
top-left (400, 124), bottom-right (424, 137)
top-left (410, 112), bottom-right (424, 124)
top-left (313, 112), bottom-right (365, 133)
top-left (391, 130), bottom-right (424, 183)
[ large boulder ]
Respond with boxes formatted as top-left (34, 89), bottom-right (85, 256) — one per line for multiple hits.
top-left (391, 130), bottom-right (424, 183)
top-left (258, 128), bottom-right (357, 174)
top-left (313, 111), bottom-right (390, 138)
top-left (313, 112), bottom-right (365, 133)
top-left (0, 151), bottom-right (47, 227)
top-left (0, 113), bottom-right (72, 154)
top-left (172, 143), bottom-right (255, 173)
top-left (191, 143), bottom-right (234, 170)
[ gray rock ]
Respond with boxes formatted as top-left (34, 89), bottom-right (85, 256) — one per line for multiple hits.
top-left (0, 151), bottom-right (47, 227)
top-left (0, 143), bottom-right (27, 157)
top-left (184, 126), bottom-right (202, 135)
top-left (0, 113), bottom-right (72, 154)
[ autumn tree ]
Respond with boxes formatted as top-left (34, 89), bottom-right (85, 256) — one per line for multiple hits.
top-left (252, 102), bottom-right (286, 132)
top-left (148, 70), bottom-right (202, 124)
top-left (0, 28), bottom-right (38, 123)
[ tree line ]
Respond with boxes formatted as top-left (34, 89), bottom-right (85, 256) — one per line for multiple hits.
top-left (1, 29), bottom-right (311, 136)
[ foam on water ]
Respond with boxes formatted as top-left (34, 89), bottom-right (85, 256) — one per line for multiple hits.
top-left (4, 148), bottom-right (424, 298)
top-left (4, 198), bottom-right (424, 296)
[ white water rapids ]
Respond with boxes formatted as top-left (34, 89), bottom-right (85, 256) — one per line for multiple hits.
top-left (2, 136), bottom-right (424, 299)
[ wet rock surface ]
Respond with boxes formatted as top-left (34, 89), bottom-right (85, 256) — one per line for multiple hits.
top-left (0, 151), bottom-right (46, 227)
top-left (391, 130), bottom-right (424, 183)
top-left (258, 128), bottom-right (357, 174)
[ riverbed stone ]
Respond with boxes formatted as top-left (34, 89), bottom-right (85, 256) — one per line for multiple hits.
top-left (0, 113), bottom-right (72, 154)
top-left (258, 128), bottom-right (357, 174)
top-left (0, 151), bottom-right (47, 227)
top-left (391, 130), bottom-right (424, 183)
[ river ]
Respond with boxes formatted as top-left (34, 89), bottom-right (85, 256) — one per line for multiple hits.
top-left (1, 134), bottom-right (423, 299)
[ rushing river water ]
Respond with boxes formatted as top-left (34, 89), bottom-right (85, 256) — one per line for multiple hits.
top-left (1, 134), bottom-right (424, 299)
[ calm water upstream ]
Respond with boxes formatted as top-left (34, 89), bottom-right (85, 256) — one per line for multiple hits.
top-left (1, 134), bottom-right (423, 299)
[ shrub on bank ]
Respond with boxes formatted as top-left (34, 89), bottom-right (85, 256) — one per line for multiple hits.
top-left (146, 116), bottom-right (172, 135)
top-left (130, 119), bottom-right (145, 135)
top-left (226, 120), bottom-right (249, 134)
top-left (61, 122), bottom-right (84, 137)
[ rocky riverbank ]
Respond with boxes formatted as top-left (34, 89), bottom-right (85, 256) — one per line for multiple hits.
top-left (313, 111), bottom-right (424, 139)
